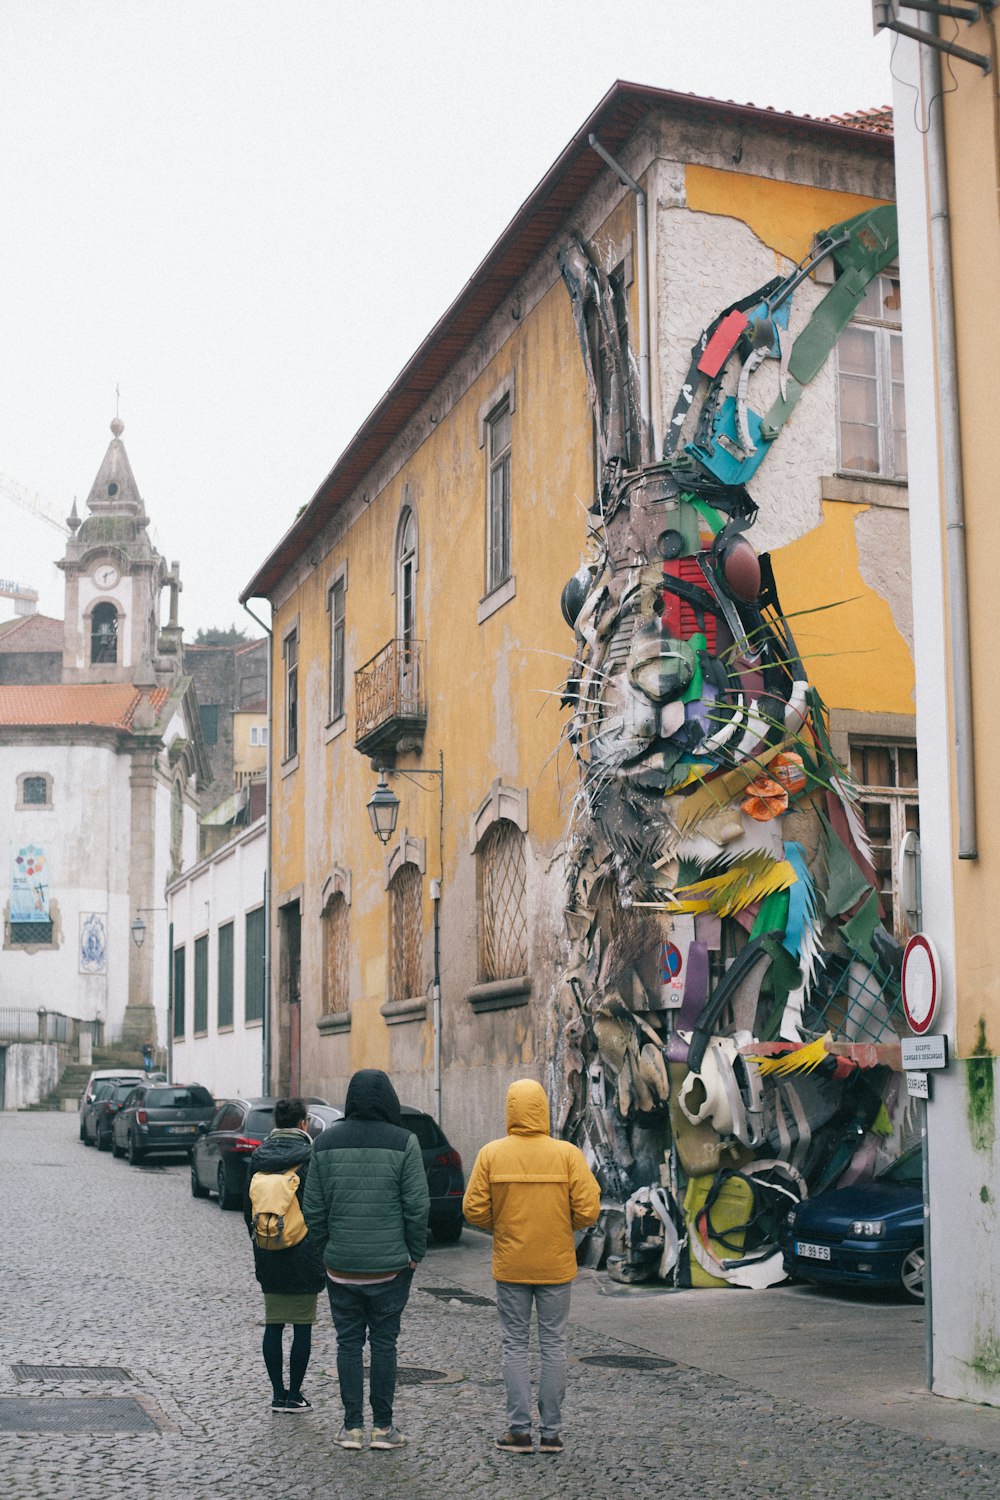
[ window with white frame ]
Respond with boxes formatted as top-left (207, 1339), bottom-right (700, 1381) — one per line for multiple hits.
top-left (389, 862), bottom-right (423, 1002)
top-left (478, 819), bottom-right (528, 982)
top-left (283, 628), bottom-right (299, 760)
top-left (329, 577), bottom-right (346, 723)
top-left (249, 725), bottom-right (268, 747)
top-left (486, 399), bottom-right (512, 594)
top-left (850, 740), bottom-right (919, 939)
top-left (837, 273), bottom-right (906, 480)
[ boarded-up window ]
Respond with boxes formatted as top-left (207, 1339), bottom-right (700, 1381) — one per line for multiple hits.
top-left (217, 921), bottom-right (234, 1029)
top-left (390, 862), bottom-right (423, 1002)
top-left (172, 945), bottom-right (186, 1038)
top-left (245, 907), bottom-right (265, 1022)
top-left (194, 934), bottom-right (209, 1033)
top-left (480, 819), bottom-right (528, 981)
top-left (322, 892), bottom-right (349, 1013)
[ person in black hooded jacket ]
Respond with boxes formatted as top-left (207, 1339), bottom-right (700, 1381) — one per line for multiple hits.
top-left (243, 1096), bottom-right (325, 1413)
top-left (303, 1068), bottom-right (429, 1451)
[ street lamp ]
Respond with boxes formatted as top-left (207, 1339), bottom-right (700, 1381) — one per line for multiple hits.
top-left (367, 769), bottom-right (401, 844)
top-left (131, 907), bottom-right (167, 947)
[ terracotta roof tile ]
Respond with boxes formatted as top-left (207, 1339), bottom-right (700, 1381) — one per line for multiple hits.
top-left (823, 106), bottom-right (893, 135)
top-left (0, 614), bottom-right (65, 652)
top-left (0, 684), bottom-right (168, 730)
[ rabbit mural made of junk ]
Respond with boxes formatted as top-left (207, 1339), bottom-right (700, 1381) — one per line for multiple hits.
top-left (553, 205), bottom-right (908, 1287)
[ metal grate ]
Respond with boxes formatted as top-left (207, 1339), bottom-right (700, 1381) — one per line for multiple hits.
top-left (12, 1364), bottom-right (132, 1384)
top-left (481, 820), bottom-right (527, 982)
top-left (421, 1287), bottom-right (495, 1307)
top-left (391, 862), bottom-right (423, 1002)
top-left (804, 948), bottom-right (902, 1044)
top-left (323, 892), bottom-right (350, 1014)
top-left (0, 1397), bottom-right (158, 1433)
top-left (580, 1354), bottom-right (676, 1370)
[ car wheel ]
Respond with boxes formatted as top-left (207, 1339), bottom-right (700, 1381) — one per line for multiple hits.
top-left (79, 1119), bottom-right (87, 1142)
top-left (83, 1126), bottom-right (94, 1147)
top-left (217, 1162), bottom-right (240, 1210)
top-left (112, 1134), bottom-right (125, 1158)
top-left (432, 1219), bottom-right (463, 1245)
top-left (900, 1245), bottom-right (925, 1302)
top-left (97, 1127), bottom-right (112, 1153)
top-left (191, 1159), bottom-right (210, 1198)
top-left (128, 1133), bottom-right (145, 1167)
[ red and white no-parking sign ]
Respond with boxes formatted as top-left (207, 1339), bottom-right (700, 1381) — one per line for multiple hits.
top-left (901, 932), bottom-right (941, 1036)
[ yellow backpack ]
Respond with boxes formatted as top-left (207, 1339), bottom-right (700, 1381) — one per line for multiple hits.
top-left (248, 1167), bottom-right (307, 1250)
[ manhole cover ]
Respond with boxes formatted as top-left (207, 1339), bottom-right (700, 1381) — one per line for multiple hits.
top-left (0, 1397), bottom-right (159, 1433)
top-left (325, 1366), bottom-right (458, 1387)
top-left (421, 1288), bottom-right (494, 1307)
top-left (12, 1365), bottom-right (132, 1384)
top-left (579, 1354), bottom-right (676, 1371)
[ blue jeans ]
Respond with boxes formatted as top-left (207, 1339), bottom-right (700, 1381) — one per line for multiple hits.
top-left (495, 1281), bottom-right (572, 1438)
top-left (326, 1269), bottom-right (414, 1428)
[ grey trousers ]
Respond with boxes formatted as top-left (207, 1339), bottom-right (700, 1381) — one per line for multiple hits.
top-left (494, 1280), bottom-right (572, 1437)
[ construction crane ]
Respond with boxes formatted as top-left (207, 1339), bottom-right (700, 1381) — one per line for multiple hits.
top-left (0, 472), bottom-right (70, 536)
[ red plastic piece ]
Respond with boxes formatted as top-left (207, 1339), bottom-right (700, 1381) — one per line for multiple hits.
top-left (698, 310), bottom-right (749, 377)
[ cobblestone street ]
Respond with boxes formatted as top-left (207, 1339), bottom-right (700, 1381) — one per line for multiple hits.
top-left (2, 1112), bottom-right (997, 1500)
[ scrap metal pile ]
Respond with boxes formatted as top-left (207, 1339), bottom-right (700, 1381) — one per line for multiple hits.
top-left (553, 205), bottom-right (907, 1287)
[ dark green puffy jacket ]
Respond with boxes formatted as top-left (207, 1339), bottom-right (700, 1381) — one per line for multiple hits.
top-left (303, 1070), bottom-right (429, 1273)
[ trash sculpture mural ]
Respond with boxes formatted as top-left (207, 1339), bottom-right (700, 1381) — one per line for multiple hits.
top-left (554, 205), bottom-right (906, 1287)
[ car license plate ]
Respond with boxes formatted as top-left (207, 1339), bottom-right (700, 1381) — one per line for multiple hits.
top-left (168, 1124), bottom-right (197, 1134)
top-left (796, 1240), bottom-right (831, 1261)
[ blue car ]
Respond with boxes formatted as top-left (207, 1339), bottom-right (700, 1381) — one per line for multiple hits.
top-left (782, 1147), bottom-right (925, 1302)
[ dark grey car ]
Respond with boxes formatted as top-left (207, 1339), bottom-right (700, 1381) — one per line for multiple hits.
top-left (112, 1083), bottom-right (216, 1165)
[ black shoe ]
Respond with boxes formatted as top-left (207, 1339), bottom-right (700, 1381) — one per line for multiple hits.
top-left (539, 1433), bottom-right (563, 1454)
top-left (495, 1430), bottom-right (534, 1453)
top-left (271, 1393), bottom-right (287, 1412)
top-left (283, 1393), bottom-right (312, 1413)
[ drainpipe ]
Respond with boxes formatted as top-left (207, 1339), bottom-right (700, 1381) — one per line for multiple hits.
top-left (588, 134), bottom-right (652, 463)
top-left (243, 601), bottom-right (274, 1091)
top-left (922, 15), bottom-right (977, 859)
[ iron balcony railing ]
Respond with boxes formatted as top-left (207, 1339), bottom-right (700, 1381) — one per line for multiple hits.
top-left (354, 638), bottom-right (426, 755)
top-left (0, 1007), bottom-right (77, 1044)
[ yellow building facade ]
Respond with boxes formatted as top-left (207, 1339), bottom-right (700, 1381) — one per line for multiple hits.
top-left (243, 84), bottom-right (909, 1172)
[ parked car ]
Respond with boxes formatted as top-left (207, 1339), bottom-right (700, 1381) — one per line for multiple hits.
top-left (782, 1147), bottom-right (925, 1302)
top-left (82, 1081), bottom-right (137, 1151)
top-left (190, 1096), bottom-right (332, 1209)
top-left (78, 1069), bottom-right (145, 1139)
top-left (112, 1083), bottom-right (216, 1165)
top-left (401, 1105), bottom-right (465, 1244)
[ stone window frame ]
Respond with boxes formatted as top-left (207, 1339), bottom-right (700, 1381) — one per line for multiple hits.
top-left (477, 374), bottom-right (517, 624)
top-left (380, 830), bottom-right (427, 1025)
top-left (281, 616), bottom-right (300, 774)
top-left (833, 268), bottom-right (906, 484)
top-left (17, 772), bottom-right (53, 810)
top-left (318, 866), bottom-right (352, 1035)
top-left (3, 898), bottom-right (60, 952)
top-left (467, 779), bottom-right (532, 1014)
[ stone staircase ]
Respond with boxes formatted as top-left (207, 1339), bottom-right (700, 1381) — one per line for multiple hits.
top-left (28, 1045), bottom-right (147, 1112)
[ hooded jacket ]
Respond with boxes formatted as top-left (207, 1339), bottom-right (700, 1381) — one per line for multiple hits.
top-left (302, 1070), bottom-right (429, 1274)
top-left (462, 1079), bottom-right (601, 1284)
top-left (243, 1128), bottom-right (325, 1295)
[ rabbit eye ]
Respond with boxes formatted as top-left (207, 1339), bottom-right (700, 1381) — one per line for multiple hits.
top-left (720, 537), bottom-right (761, 603)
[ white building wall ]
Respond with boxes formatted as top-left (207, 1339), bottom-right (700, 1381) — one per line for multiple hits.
top-left (169, 821), bottom-right (265, 1099)
top-left (891, 31), bottom-right (999, 1403)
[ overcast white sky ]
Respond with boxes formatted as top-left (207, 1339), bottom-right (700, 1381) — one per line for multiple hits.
top-left (0, 1), bottom-right (896, 636)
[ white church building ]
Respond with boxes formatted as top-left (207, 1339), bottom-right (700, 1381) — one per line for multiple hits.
top-left (0, 418), bottom-right (208, 1049)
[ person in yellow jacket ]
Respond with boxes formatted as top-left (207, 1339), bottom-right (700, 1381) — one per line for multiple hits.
top-left (462, 1077), bottom-right (600, 1456)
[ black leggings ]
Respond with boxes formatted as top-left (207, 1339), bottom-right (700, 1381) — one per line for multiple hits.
top-left (262, 1322), bottom-right (312, 1399)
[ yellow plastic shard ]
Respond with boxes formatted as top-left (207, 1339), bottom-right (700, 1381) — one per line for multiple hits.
top-left (747, 1034), bottom-right (832, 1077)
top-left (668, 855), bottom-right (796, 917)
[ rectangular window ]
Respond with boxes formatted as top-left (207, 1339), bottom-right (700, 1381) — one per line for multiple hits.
top-left (329, 578), bottom-right (346, 722)
top-left (217, 921), bottom-right (234, 1029)
top-left (172, 944), bottom-right (186, 1038)
top-left (193, 934), bottom-right (208, 1034)
top-left (245, 906), bottom-right (266, 1023)
top-left (486, 399), bottom-right (512, 594)
top-left (199, 704), bottom-right (219, 745)
top-left (249, 725), bottom-right (269, 747)
top-left (850, 739), bottom-right (919, 938)
top-left (283, 630), bottom-right (299, 759)
top-left (838, 274), bottom-right (906, 480)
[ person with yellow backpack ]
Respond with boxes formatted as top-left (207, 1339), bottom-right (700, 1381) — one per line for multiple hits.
top-left (244, 1097), bottom-right (325, 1412)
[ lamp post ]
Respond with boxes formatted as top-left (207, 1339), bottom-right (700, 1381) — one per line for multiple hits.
top-left (130, 906), bottom-right (168, 1073)
top-left (367, 755), bottom-right (444, 1124)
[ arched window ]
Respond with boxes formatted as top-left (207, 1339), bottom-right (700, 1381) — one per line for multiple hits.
top-left (479, 819), bottom-right (528, 981)
top-left (396, 508), bottom-right (417, 646)
top-left (91, 602), bottom-right (119, 664)
top-left (389, 861), bottom-right (423, 1002)
top-left (322, 892), bottom-right (350, 1014)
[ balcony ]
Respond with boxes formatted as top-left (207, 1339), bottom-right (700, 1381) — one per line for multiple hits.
top-left (354, 637), bottom-right (427, 762)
